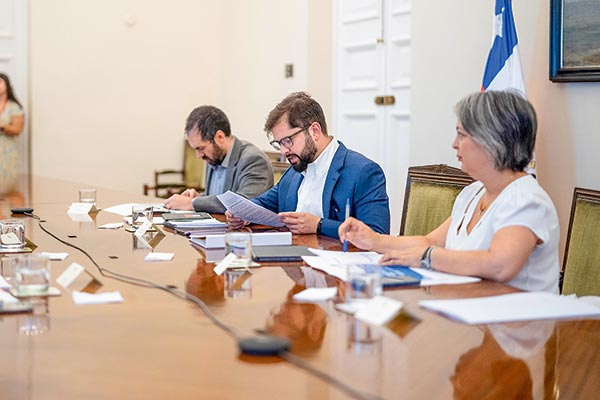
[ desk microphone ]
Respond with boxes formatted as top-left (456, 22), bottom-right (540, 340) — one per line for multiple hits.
top-left (11, 207), bottom-right (34, 215)
top-left (238, 335), bottom-right (291, 356)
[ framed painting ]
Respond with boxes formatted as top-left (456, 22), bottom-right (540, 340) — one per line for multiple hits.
top-left (550, 0), bottom-right (600, 82)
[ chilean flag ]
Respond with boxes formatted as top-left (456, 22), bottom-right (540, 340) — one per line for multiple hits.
top-left (482, 0), bottom-right (536, 174)
top-left (481, 0), bottom-right (526, 96)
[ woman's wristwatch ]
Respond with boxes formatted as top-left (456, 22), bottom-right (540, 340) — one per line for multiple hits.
top-left (420, 246), bottom-right (435, 270)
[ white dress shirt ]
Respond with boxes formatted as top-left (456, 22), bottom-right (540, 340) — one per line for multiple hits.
top-left (295, 138), bottom-right (339, 218)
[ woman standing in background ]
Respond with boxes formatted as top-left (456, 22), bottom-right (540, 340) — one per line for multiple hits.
top-left (0, 73), bottom-right (24, 193)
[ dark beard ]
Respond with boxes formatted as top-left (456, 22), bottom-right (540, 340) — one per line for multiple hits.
top-left (289, 134), bottom-right (317, 172)
top-left (204, 143), bottom-right (226, 165)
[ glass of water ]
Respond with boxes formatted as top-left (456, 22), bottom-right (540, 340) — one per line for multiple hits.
top-left (224, 232), bottom-right (252, 268)
top-left (346, 264), bottom-right (382, 306)
top-left (15, 254), bottom-right (51, 295)
top-left (0, 218), bottom-right (26, 249)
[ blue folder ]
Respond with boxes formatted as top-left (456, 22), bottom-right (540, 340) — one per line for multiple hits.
top-left (381, 265), bottom-right (423, 287)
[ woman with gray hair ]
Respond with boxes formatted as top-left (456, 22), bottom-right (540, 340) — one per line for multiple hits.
top-left (339, 90), bottom-right (559, 293)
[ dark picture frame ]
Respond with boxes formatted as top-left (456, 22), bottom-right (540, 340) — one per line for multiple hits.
top-left (550, 0), bottom-right (600, 82)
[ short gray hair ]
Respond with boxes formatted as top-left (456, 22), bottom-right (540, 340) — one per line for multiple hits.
top-left (455, 91), bottom-right (536, 172)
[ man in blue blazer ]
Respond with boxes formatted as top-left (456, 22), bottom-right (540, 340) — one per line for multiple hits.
top-left (226, 92), bottom-right (390, 238)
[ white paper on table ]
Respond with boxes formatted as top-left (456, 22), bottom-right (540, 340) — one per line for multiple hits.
top-left (0, 277), bottom-right (13, 290)
top-left (73, 290), bottom-right (124, 305)
top-left (39, 252), bottom-right (69, 261)
top-left (293, 287), bottom-right (338, 302)
top-left (302, 256), bottom-right (348, 280)
top-left (123, 217), bottom-right (164, 226)
top-left (216, 191), bottom-right (284, 227)
top-left (412, 268), bottom-right (481, 286)
top-left (103, 203), bottom-right (167, 217)
top-left (419, 291), bottom-right (600, 325)
top-left (144, 252), bottom-right (174, 262)
top-left (97, 222), bottom-right (124, 229)
top-left (308, 248), bottom-right (382, 264)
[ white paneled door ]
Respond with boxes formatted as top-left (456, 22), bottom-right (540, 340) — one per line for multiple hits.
top-left (0, 0), bottom-right (29, 191)
top-left (333, 0), bottom-right (411, 234)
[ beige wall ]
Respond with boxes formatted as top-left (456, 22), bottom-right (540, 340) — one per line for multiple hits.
top-left (30, 0), bottom-right (600, 255)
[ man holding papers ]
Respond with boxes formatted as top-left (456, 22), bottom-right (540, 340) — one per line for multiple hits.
top-left (226, 92), bottom-right (390, 238)
top-left (164, 106), bottom-right (274, 213)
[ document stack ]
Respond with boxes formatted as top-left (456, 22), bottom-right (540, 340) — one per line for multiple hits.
top-left (162, 212), bottom-right (228, 236)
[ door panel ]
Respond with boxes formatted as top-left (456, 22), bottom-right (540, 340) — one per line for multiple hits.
top-left (334, 0), bottom-right (411, 233)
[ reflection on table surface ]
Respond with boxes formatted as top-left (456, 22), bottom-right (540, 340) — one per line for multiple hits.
top-left (1, 175), bottom-right (599, 400)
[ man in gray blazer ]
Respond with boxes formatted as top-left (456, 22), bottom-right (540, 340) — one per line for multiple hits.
top-left (163, 106), bottom-right (274, 213)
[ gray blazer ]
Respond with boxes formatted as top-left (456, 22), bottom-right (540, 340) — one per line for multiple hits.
top-left (192, 137), bottom-right (274, 213)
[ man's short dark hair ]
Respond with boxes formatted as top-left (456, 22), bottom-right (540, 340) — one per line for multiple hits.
top-left (264, 92), bottom-right (328, 135)
top-left (185, 105), bottom-right (231, 141)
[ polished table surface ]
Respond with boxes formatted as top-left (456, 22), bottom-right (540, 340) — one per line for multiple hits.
top-left (1, 176), bottom-right (599, 400)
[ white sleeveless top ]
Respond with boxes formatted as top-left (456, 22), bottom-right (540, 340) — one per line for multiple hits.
top-left (445, 175), bottom-right (559, 293)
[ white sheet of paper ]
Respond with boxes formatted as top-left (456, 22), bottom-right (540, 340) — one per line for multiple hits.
top-left (144, 252), bottom-right (174, 262)
top-left (103, 203), bottom-right (166, 217)
top-left (216, 191), bottom-right (284, 227)
top-left (412, 267), bottom-right (481, 286)
top-left (98, 222), bottom-right (124, 229)
top-left (0, 276), bottom-right (13, 290)
top-left (40, 252), bottom-right (69, 261)
top-left (419, 291), bottom-right (600, 325)
top-left (293, 287), bottom-right (338, 302)
top-left (73, 290), bottom-right (124, 305)
top-left (302, 256), bottom-right (348, 280)
top-left (0, 289), bottom-right (19, 303)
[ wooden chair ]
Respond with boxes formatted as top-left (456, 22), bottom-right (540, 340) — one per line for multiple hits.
top-left (143, 141), bottom-right (206, 198)
top-left (265, 151), bottom-right (290, 184)
top-left (399, 164), bottom-right (473, 236)
top-left (561, 187), bottom-right (600, 296)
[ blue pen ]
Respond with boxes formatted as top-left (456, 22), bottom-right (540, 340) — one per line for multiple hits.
top-left (343, 198), bottom-right (350, 252)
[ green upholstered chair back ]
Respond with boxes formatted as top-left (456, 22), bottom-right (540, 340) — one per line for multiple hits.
top-left (400, 164), bottom-right (472, 236)
top-left (183, 142), bottom-right (205, 189)
top-left (561, 187), bottom-right (600, 296)
top-left (143, 141), bottom-right (206, 198)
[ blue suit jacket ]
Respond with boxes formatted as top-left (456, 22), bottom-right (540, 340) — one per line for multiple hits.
top-left (252, 141), bottom-right (390, 238)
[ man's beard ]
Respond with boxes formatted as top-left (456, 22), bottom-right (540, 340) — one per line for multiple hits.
top-left (204, 143), bottom-right (226, 165)
top-left (287, 134), bottom-right (317, 172)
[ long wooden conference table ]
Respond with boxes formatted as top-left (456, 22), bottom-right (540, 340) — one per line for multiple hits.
top-left (1, 176), bottom-right (599, 400)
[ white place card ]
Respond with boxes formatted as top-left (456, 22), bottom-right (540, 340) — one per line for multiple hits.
top-left (212, 253), bottom-right (260, 276)
top-left (56, 262), bottom-right (86, 288)
top-left (98, 222), bottom-right (124, 229)
top-left (67, 202), bottom-right (97, 215)
top-left (73, 290), bottom-right (124, 305)
top-left (144, 252), bottom-right (174, 262)
top-left (134, 220), bottom-right (153, 237)
top-left (40, 252), bottom-right (69, 261)
top-left (1, 232), bottom-right (21, 245)
top-left (355, 296), bottom-right (404, 326)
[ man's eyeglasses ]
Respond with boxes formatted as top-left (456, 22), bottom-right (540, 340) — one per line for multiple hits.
top-left (269, 124), bottom-right (312, 151)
